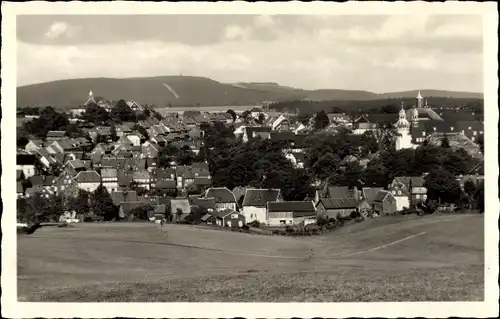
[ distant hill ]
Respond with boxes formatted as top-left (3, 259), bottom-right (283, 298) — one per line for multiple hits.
top-left (16, 76), bottom-right (483, 109)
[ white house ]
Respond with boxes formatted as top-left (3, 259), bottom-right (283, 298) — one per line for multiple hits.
top-left (75, 171), bottom-right (101, 193)
top-left (126, 134), bottom-right (142, 147)
top-left (101, 168), bottom-right (118, 193)
top-left (242, 188), bottom-right (280, 224)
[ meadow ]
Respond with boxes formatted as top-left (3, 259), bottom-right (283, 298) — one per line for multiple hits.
top-left (17, 213), bottom-right (484, 302)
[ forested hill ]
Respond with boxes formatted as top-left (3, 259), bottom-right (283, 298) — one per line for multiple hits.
top-left (17, 75), bottom-right (483, 109)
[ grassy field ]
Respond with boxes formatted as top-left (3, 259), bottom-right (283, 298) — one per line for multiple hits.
top-left (17, 213), bottom-right (484, 302)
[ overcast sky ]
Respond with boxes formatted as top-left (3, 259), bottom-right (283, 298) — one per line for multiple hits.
top-left (17, 14), bottom-right (483, 92)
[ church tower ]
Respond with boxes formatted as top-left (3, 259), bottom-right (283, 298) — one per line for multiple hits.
top-left (395, 102), bottom-right (413, 151)
top-left (416, 90), bottom-right (423, 108)
top-left (410, 105), bottom-right (419, 126)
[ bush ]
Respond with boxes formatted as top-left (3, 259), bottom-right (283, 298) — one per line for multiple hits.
top-left (241, 225), bottom-right (250, 230)
top-left (247, 220), bottom-right (261, 228)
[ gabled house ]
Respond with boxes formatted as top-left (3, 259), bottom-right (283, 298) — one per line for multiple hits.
top-left (212, 209), bottom-right (246, 228)
top-left (116, 122), bottom-right (135, 137)
top-left (242, 188), bottom-right (281, 224)
top-left (126, 133), bottom-right (143, 147)
top-left (315, 185), bottom-right (361, 205)
top-left (205, 187), bottom-right (238, 211)
top-left (75, 171), bottom-right (101, 192)
top-left (17, 153), bottom-right (37, 177)
top-left (25, 139), bottom-right (44, 154)
top-left (36, 148), bottom-right (59, 169)
top-left (54, 172), bottom-right (79, 198)
top-left (388, 176), bottom-right (427, 208)
top-left (64, 159), bottom-right (88, 177)
top-left (361, 187), bottom-right (385, 206)
top-left (126, 100), bottom-right (144, 112)
top-left (270, 115), bottom-right (290, 131)
top-left (101, 168), bottom-right (118, 193)
top-left (316, 198), bottom-right (365, 219)
top-left (141, 141), bottom-right (159, 158)
top-left (156, 179), bottom-right (178, 196)
top-left (132, 169), bottom-right (151, 190)
top-left (266, 201), bottom-right (316, 226)
top-left (352, 115), bottom-right (377, 135)
top-left (373, 190), bottom-right (397, 216)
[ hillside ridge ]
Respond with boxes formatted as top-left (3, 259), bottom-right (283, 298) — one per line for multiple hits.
top-left (17, 75), bottom-right (483, 109)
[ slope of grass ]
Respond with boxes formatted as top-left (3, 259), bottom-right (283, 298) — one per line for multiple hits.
top-left (17, 214), bottom-right (484, 302)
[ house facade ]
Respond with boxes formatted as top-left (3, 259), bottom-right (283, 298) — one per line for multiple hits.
top-left (242, 188), bottom-right (280, 223)
top-left (205, 187), bottom-right (238, 211)
top-left (315, 198), bottom-right (359, 219)
top-left (101, 168), bottom-right (119, 193)
top-left (75, 171), bottom-right (101, 192)
top-left (266, 201), bottom-right (316, 226)
top-left (373, 190), bottom-right (398, 215)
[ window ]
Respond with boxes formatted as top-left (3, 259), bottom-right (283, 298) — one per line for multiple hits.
top-left (473, 131), bottom-right (477, 136)
top-left (392, 191), bottom-right (396, 195)
top-left (61, 186), bottom-right (65, 190)
top-left (280, 220), bottom-right (286, 225)
top-left (397, 190), bottom-right (401, 195)
top-left (416, 194), bottom-right (420, 199)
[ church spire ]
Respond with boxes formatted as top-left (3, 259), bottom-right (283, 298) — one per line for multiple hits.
top-left (416, 90), bottom-right (423, 108)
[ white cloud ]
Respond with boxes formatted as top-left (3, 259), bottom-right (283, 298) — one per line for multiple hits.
top-left (44, 21), bottom-right (78, 39)
top-left (223, 24), bottom-right (251, 41)
top-left (18, 15), bottom-right (483, 93)
top-left (254, 15), bottom-right (274, 28)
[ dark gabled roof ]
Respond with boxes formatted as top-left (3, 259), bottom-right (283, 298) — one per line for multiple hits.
top-left (75, 171), bottom-right (101, 183)
top-left (325, 186), bottom-right (356, 199)
top-left (28, 175), bottom-right (44, 186)
top-left (205, 187), bottom-right (237, 204)
top-left (267, 201), bottom-right (315, 213)
top-left (193, 197), bottom-right (216, 211)
top-left (156, 179), bottom-right (177, 189)
top-left (362, 187), bottom-right (384, 204)
top-left (319, 198), bottom-right (359, 210)
top-left (194, 177), bottom-right (212, 186)
top-left (242, 189), bottom-right (280, 207)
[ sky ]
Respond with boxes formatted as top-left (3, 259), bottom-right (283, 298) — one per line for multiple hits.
top-left (17, 14), bottom-right (483, 93)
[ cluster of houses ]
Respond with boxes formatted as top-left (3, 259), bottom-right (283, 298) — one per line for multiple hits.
top-left (16, 91), bottom-right (484, 228)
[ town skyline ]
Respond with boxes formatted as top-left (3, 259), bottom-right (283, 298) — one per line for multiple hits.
top-left (17, 14), bottom-right (483, 93)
